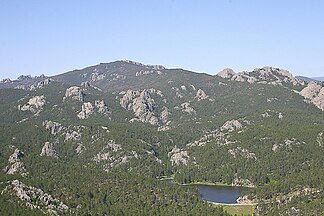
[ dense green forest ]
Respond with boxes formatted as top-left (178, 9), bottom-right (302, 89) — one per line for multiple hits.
top-left (0, 61), bottom-right (323, 215)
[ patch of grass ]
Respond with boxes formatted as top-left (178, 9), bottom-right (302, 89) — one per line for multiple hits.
top-left (223, 204), bottom-right (255, 216)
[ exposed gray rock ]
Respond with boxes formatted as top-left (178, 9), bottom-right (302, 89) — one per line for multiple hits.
top-left (65, 130), bottom-right (81, 141)
top-left (63, 86), bottom-right (84, 102)
top-left (120, 89), bottom-right (164, 125)
top-left (272, 138), bottom-right (305, 151)
top-left (77, 102), bottom-right (94, 119)
top-left (18, 95), bottom-right (46, 113)
top-left (168, 147), bottom-right (190, 166)
top-left (195, 89), bottom-right (208, 101)
top-left (40, 142), bottom-right (58, 158)
top-left (220, 120), bottom-right (242, 132)
top-left (95, 100), bottom-right (109, 114)
top-left (75, 143), bottom-right (86, 154)
top-left (4, 149), bottom-right (28, 177)
top-left (228, 147), bottom-right (257, 160)
top-left (160, 106), bottom-right (170, 124)
top-left (299, 82), bottom-right (324, 111)
top-left (217, 68), bottom-right (236, 79)
top-left (219, 66), bottom-right (305, 86)
top-left (317, 132), bottom-right (323, 147)
top-left (90, 72), bottom-right (106, 82)
top-left (81, 81), bottom-right (91, 88)
top-left (232, 177), bottom-right (255, 188)
top-left (29, 78), bottom-right (52, 90)
top-left (2, 180), bottom-right (69, 214)
top-left (110, 73), bottom-right (126, 81)
top-left (42, 120), bottom-right (64, 136)
top-left (176, 102), bottom-right (196, 114)
top-left (1, 78), bottom-right (12, 83)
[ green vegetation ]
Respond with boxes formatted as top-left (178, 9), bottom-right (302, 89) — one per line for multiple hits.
top-left (0, 61), bottom-right (323, 215)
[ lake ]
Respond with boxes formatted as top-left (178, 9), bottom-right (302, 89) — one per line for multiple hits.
top-left (164, 180), bottom-right (247, 204)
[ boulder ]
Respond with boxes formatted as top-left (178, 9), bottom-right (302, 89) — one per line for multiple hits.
top-left (40, 142), bottom-right (58, 158)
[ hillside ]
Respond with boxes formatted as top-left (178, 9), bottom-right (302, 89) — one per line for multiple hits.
top-left (0, 60), bottom-right (324, 215)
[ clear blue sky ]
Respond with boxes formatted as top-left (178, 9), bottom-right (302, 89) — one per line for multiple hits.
top-left (1, 0), bottom-right (324, 80)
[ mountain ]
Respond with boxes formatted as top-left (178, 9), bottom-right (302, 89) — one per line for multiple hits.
top-left (312, 76), bottom-right (324, 81)
top-left (296, 76), bottom-right (316, 82)
top-left (0, 60), bottom-right (324, 215)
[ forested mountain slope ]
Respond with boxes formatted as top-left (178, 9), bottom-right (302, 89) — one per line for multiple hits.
top-left (0, 60), bottom-right (323, 215)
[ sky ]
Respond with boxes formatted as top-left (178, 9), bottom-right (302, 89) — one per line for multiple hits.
top-left (1, 0), bottom-right (324, 80)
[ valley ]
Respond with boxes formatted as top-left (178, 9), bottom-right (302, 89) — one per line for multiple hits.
top-left (0, 60), bottom-right (323, 215)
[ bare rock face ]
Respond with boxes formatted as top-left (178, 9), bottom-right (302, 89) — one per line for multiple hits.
top-left (120, 89), bottom-right (164, 125)
top-left (90, 72), bottom-right (106, 82)
top-left (40, 142), bottom-right (58, 158)
top-left (42, 120), bottom-right (64, 136)
top-left (160, 106), bottom-right (170, 124)
top-left (2, 180), bottom-right (69, 214)
top-left (18, 95), bottom-right (46, 113)
top-left (220, 120), bottom-right (242, 132)
top-left (317, 132), bottom-right (323, 147)
top-left (218, 66), bottom-right (304, 86)
top-left (75, 143), bottom-right (86, 154)
top-left (217, 68), bottom-right (236, 79)
top-left (65, 130), bottom-right (81, 141)
top-left (195, 89), bottom-right (208, 101)
top-left (95, 100), bottom-right (109, 114)
top-left (29, 78), bottom-right (52, 90)
top-left (168, 147), bottom-right (190, 166)
top-left (4, 149), bottom-right (28, 177)
top-left (63, 86), bottom-right (84, 102)
top-left (299, 82), bottom-right (324, 111)
top-left (176, 102), bottom-right (196, 114)
top-left (232, 177), bottom-right (255, 188)
top-left (77, 102), bottom-right (94, 119)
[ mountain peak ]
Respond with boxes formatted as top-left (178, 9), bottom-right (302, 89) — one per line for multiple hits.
top-left (120, 59), bottom-right (165, 70)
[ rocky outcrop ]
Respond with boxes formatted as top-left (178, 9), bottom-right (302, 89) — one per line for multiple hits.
top-left (317, 132), bottom-right (323, 147)
top-left (29, 78), bottom-right (52, 90)
top-left (77, 100), bottom-right (110, 119)
top-left (272, 138), bottom-right (305, 151)
top-left (168, 147), bottom-right (190, 166)
top-left (75, 143), bottom-right (86, 154)
top-left (218, 66), bottom-right (304, 86)
top-left (135, 70), bottom-right (163, 76)
top-left (228, 147), bottom-right (257, 160)
top-left (176, 102), bottom-right (196, 114)
top-left (77, 102), bottom-right (94, 119)
top-left (63, 86), bottom-right (84, 102)
top-left (220, 120), bottom-right (242, 132)
top-left (1, 78), bottom-right (12, 83)
top-left (236, 195), bottom-right (254, 204)
top-left (65, 130), bottom-right (81, 141)
top-left (120, 89), bottom-right (164, 125)
top-left (122, 60), bottom-right (165, 70)
top-left (232, 177), bottom-right (255, 188)
top-left (195, 89), bottom-right (208, 101)
top-left (95, 100), bottom-right (109, 114)
top-left (42, 120), bottom-right (64, 136)
top-left (90, 72), bottom-right (106, 82)
top-left (110, 73), bottom-right (126, 81)
top-left (18, 95), bottom-right (46, 113)
top-left (299, 82), bottom-right (324, 111)
top-left (40, 142), bottom-right (58, 158)
top-left (217, 68), bottom-right (236, 79)
top-left (2, 180), bottom-right (69, 214)
top-left (4, 149), bottom-right (28, 177)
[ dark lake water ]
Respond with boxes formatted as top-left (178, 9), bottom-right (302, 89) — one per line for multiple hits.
top-left (164, 180), bottom-right (247, 204)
